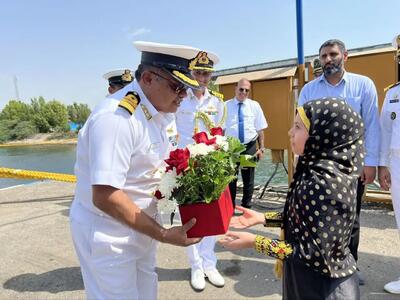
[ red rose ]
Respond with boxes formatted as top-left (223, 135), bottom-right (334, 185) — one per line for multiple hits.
top-left (154, 190), bottom-right (164, 199)
top-left (192, 131), bottom-right (216, 145)
top-left (210, 127), bottom-right (223, 136)
top-left (165, 148), bottom-right (190, 175)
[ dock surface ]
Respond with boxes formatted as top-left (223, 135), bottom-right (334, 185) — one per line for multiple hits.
top-left (0, 181), bottom-right (399, 299)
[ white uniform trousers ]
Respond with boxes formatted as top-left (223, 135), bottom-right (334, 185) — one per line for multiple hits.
top-left (186, 236), bottom-right (217, 271)
top-left (70, 204), bottom-right (158, 300)
top-left (391, 154), bottom-right (400, 232)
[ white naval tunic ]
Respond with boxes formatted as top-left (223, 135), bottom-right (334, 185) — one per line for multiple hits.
top-left (176, 88), bottom-right (225, 148)
top-left (224, 98), bottom-right (268, 144)
top-left (175, 88), bottom-right (225, 271)
top-left (380, 83), bottom-right (400, 231)
top-left (70, 80), bottom-right (178, 300)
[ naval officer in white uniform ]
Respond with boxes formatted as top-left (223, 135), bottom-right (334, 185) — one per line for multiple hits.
top-left (103, 68), bottom-right (133, 95)
top-left (69, 41), bottom-right (203, 300)
top-left (378, 34), bottom-right (400, 295)
top-left (176, 49), bottom-right (227, 291)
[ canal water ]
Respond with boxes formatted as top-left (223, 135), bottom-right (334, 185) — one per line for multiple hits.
top-left (0, 145), bottom-right (77, 189)
top-left (0, 145), bottom-right (288, 189)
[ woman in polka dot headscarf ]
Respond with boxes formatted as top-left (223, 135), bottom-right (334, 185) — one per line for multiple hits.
top-left (220, 98), bottom-right (365, 299)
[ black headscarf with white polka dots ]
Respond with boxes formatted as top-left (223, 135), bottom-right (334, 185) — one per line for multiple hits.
top-left (284, 98), bottom-right (365, 278)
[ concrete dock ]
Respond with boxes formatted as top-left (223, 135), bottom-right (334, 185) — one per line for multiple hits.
top-left (0, 181), bottom-right (399, 300)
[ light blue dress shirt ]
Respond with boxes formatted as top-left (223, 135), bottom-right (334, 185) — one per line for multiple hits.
top-left (298, 72), bottom-right (380, 166)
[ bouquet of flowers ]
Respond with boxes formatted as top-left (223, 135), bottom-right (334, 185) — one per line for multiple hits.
top-left (155, 127), bottom-right (245, 214)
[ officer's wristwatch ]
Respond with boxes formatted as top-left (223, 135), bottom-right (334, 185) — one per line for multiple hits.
top-left (259, 147), bottom-right (265, 153)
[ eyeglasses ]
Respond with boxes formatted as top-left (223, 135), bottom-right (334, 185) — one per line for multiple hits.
top-left (239, 88), bottom-right (250, 93)
top-left (149, 71), bottom-right (186, 94)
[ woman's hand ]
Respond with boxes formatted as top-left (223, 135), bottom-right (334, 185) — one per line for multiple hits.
top-left (229, 206), bottom-right (265, 229)
top-left (218, 231), bottom-right (256, 250)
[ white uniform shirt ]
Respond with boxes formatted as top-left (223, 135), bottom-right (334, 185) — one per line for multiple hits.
top-left (380, 84), bottom-right (400, 166)
top-left (224, 98), bottom-right (268, 144)
top-left (73, 80), bottom-right (178, 218)
top-left (176, 88), bottom-right (225, 148)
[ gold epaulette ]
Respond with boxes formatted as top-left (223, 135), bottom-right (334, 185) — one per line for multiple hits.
top-left (384, 81), bottom-right (400, 93)
top-left (209, 89), bottom-right (224, 101)
top-left (118, 91), bottom-right (141, 115)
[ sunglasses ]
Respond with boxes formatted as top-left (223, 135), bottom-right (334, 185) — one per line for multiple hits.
top-left (150, 71), bottom-right (186, 94)
top-left (239, 88), bottom-right (250, 93)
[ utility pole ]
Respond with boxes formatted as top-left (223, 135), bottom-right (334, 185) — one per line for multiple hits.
top-left (13, 75), bottom-right (20, 100)
top-left (288, 0), bottom-right (305, 183)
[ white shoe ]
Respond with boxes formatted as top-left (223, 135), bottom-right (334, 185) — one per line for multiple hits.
top-left (384, 278), bottom-right (400, 294)
top-left (204, 269), bottom-right (225, 287)
top-left (190, 268), bottom-right (205, 291)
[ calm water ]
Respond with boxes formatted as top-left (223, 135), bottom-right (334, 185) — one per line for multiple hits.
top-left (0, 145), bottom-right (77, 189)
top-left (0, 145), bottom-right (288, 189)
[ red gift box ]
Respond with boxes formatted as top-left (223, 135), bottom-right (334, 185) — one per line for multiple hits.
top-left (179, 187), bottom-right (234, 238)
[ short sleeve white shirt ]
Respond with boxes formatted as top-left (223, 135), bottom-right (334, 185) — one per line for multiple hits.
top-left (224, 98), bottom-right (268, 144)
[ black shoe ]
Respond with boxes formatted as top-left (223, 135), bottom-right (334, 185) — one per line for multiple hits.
top-left (241, 204), bottom-right (252, 209)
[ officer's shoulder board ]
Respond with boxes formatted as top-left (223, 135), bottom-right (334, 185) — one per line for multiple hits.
top-left (118, 91), bottom-right (141, 115)
top-left (384, 81), bottom-right (400, 93)
top-left (209, 89), bottom-right (224, 101)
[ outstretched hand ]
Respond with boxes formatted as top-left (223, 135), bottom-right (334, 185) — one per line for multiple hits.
top-left (218, 231), bottom-right (256, 250)
top-left (229, 206), bottom-right (264, 229)
top-left (162, 218), bottom-right (201, 246)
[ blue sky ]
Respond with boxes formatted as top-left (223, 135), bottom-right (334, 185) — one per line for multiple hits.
top-left (1, 0), bottom-right (399, 109)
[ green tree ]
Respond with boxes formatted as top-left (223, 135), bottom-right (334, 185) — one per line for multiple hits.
top-left (11, 120), bottom-right (37, 140)
top-left (44, 100), bottom-right (70, 132)
top-left (67, 102), bottom-right (91, 126)
top-left (0, 119), bottom-right (37, 142)
top-left (30, 97), bottom-right (50, 132)
top-left (0, 119), bottom-right (14, 142)
top-left (0, 100), bottom-right (32, 122)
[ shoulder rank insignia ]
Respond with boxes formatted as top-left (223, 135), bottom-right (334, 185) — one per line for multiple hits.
top-left (140, 104), bottom-right (152, 120)
top-left (209, 89), bottom-right (224, 100)
top-left (384, 81), bottom-right (400, 93)
top-left (118, 91), bottom-right (141, 115)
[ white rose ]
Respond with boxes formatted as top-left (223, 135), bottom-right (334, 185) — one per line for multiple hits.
top-left (187, 143), bottom-right (215, 157)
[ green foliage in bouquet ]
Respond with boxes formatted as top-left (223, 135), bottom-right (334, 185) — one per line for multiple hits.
top-left (157, 127), bottom-right (245, 206)
top-left (174, 136), bottom-right (244, 205)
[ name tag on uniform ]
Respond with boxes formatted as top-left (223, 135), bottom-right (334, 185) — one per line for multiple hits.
top-left (166, 125), bottom-right (178, 147)
top-left (390, 99), bottom-right (399, 103)
top-left (168, 134), bottom-right (179, 147)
